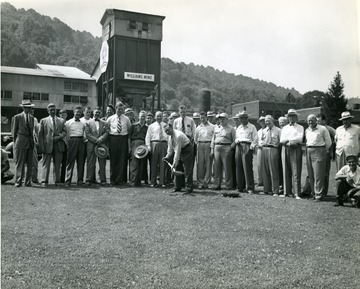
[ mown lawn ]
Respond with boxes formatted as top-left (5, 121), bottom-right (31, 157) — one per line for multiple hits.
top-left (1, 158), bottom-right (360, 288)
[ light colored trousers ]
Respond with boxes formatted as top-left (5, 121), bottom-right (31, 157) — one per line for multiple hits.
top-left (282, 145), bottom-right (302, 197)
top-left (213, 144), bottom-right (233, 188)
top-left (196, 142), bottom-right (212, 187)
top-left (306, 147), bottom-right (326, 199)
top-left (150, 141), bottom-right (167, 185)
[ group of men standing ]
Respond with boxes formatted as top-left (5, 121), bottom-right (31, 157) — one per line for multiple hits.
top-left (10, 99), bottom-right (360, 206)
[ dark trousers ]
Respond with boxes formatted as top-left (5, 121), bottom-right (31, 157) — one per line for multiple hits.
top-left (235, 143), bottom-right (254, 191)
top-left (65, 137), bottom-right (85, 185)
top-left (60, 145), bottom-right (67, 183)
top-left (174, 144), bottom-right (194, 191)
top-left (108, 135), bottom-right (128, 184)
top-left (336, 180), bottom-right (360, 203)
top-left (129, 140), bottom-right (147, 185)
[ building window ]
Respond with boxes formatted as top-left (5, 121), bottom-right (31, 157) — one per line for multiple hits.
top-left (64, 81), bottom-right (88, 92)
top-left (23, 92), bottom-right (49, 101)
top-left (1, 90), bottom-right (12, 99)
top-left (142, 22), bottom-right (149, 31)
top-left (64, 95), bottom-right (87, 104)
top-left (129, 21), bottom-right (137, 29)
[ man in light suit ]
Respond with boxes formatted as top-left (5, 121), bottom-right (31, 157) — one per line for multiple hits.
top-left (38, 103), bottom-right (67, 186)
top-left (85, 107), bottom-right (109, 185)
top-left (11, 99), bottom-right (36, 187)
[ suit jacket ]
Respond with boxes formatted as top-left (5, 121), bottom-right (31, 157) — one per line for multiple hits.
top-left (11, 112), bottom-right (35, 149)
top-left (38, 116), bottom-right (66, 154)
top-left (85, 119), bottom-right (109, 149)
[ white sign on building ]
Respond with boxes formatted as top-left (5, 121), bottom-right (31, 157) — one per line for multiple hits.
top-left (100, 41), bottom-right (109, 73)
top-left (124, 72), bottom-right (155, 82)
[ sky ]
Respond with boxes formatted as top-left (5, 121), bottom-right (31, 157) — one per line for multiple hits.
top-left (5, 0), bottom-right (360, 98)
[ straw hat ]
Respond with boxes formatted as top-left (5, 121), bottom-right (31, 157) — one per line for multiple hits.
top-left (134, 145), bottom-right (149, 159)
top-left (94, 144), bottom-right (109, 159)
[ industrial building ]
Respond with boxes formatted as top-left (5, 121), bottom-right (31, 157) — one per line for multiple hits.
top-left (1, 64), bottom-right (97, 133)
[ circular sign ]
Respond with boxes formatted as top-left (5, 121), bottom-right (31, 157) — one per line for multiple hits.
top-left (100, 41), bottom-right (109, 73)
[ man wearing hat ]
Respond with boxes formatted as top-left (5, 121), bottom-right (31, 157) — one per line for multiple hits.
top-left (129, 110), bottom-right (148, 186)
top-left (168, 112), bottom-right (179, 126)
top-left (38, 103), bottom-right (67, 186)
top-left (335, 111), bottom-right (360, 170)
top-left (195, 112), bottom-right (215, 189)
top-left (280, 109), bottom-right (304, 199)
top-left (256, 116), bottom-right (266, 187)
top-left (305, 114), bottom-right (332, 201)
top-left (210, 113), bottom-right (236, 191)
top-left (125, 108), bottom-right (136, 124)
top-left (193, 112), bottom-right (201, 127)
top-left (334, 154), bottom-right (360, 207)
top-left (207, 111), bottom-right (216, 125)
top-left (235, 111), bottom-right (258, 194)
top-left (85, 107), bottom-right (109, 185)
top-left (11, 99), bottom-right (36, 187)
top-left (145, 111), bottom-right (168, 187)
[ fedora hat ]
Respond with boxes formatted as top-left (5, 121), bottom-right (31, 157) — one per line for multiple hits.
top-left (192, 112), bottom-right (200, 119)
top-left (287, 108), bottom-right (298, 116)
top-left (238, 111), bottom-right (249, 118)
top-left (339, 111), bottom-right (354, 121)
top-left (95, 144), bottom-right (109, 159)
top-left (218, 112), bottom-right (228, 118)
top-left (19, 99), bottom-right (35, 107)
top-left (257, 116), bottom-right (265, 123)
top-left (134, 145), bottom-right (149, 159)
top-left (207, 111), bottom-right (215, 117)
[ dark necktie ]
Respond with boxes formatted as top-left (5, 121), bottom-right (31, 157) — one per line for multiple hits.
top-left (52, 117), bottom-right (56, 136)
top-left (181, 118), bottom-right (185, 133)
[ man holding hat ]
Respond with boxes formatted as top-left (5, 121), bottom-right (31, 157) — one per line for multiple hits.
top-left (129, 110), bottom-right (148, 186)
top-left (334, 154), bottom-right (360, 207)
top-left (85, 107), bottom-right (109, 185)
top-left (11, 99), bottom-right (36, 187)
top-left (335, 111), bottom-right (360, 170)
top-left (210, 112), bottom-right (236, 191)
top-left (280, 109), bottom-right (304, 199)
top-left (38, 103), bottom-right (67, 186)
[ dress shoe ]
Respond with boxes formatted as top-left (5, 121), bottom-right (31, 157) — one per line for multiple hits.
top-left (222, 193), bottom-right (228, 197)
top-left (334, 201), bottom-right (344, 207)
top-left (173, 188), bottom-right (181, 192)
top-left (273, 194), bottom-right (279, 197)
top-left (41, 182), bottom-right (48, 187)
top-left (14, 183), bottom-right (21, 187)
top-left (198, 185), bottom-right (204, 189)
top-left (248, 190), bottom-right (254, 195)
top-left (184, 189), bottom-right (193, 195)
top-left (32, 179), bottom-right (39, 184)
top-left (296, 196), bottom-right (302, 200)
top-left (212, 186), bottom-right (221, 190)
top-left (25, 183), bottom-right (32, 187)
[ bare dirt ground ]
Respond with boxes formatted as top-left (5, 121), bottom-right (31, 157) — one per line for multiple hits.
top-left (1, 157), bottom-right (360, 288)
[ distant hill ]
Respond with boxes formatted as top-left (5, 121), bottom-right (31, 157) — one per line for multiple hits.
top-left (1, 2), bottom-right (302, 112)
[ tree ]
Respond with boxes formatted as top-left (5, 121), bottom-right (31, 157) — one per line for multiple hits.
top-left (285, 93), bottom-right (296, 103)
top-left (321, 72), bottom-right (348, 128)
top-left (298, 90), bottom-right (327, 108)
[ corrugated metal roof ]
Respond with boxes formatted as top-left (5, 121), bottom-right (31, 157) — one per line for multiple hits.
top-left (1, 64), bottom-right (94, 81)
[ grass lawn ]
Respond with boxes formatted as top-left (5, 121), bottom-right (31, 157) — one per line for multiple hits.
top-left (1, 157), bottom-right (360, 288)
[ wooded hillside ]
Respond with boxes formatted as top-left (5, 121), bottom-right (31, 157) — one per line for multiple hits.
top-left (1, 2), bottom-right (303, 112)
